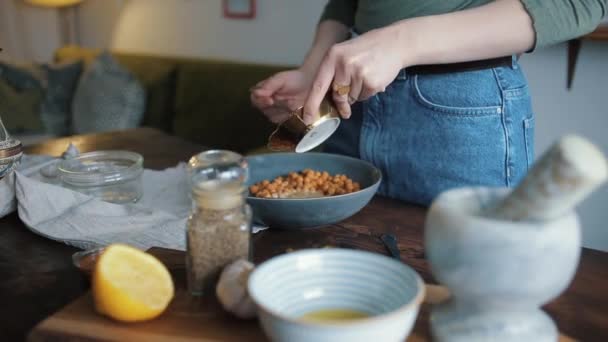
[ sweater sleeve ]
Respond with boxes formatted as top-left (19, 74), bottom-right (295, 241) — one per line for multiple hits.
top-left (521, 0), bottom-right (608, 49)
top-left (319, 0), bottom-right (357, 27)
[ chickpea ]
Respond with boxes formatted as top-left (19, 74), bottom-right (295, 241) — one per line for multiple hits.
top-left (251, 169), bottom-right (359, 198)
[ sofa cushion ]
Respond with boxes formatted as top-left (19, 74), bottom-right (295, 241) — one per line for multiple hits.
top-left (0, 79), bottom-right (44, 134)
top-left (56, 46), bottom-right (176, 132)
top-left (40, 60), bottom-right (83, 136)
top-left (174, 61), bottom-right (285, 153)
top-left (0, 61), bottom-right (45, 90)
top-left (0, 60), bottom-right (84, 136)
top-left (0, 62), bottom-right (45, 134)
top-left (110, 55), bottom-right (176, 132)
top-left (72, 52), bottom-right (146, 134)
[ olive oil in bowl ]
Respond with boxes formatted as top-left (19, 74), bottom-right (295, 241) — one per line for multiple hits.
top-left (300, 309), bottom-right (370, 323)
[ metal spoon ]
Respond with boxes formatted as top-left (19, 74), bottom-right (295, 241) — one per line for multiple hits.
top-left (380, 234), bottom-right (401, 260)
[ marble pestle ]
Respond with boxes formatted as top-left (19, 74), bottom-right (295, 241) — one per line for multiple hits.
top-left (486, 134), bottom-right (607, 222)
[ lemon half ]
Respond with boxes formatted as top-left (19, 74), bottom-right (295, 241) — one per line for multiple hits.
top-left (92, 244), bottom-right (174, 322)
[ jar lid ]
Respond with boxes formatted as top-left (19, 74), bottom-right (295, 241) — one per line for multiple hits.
top-left (188, 150), bottom-right (248, 186)
top-left (267, 96), bottom-right (341, 153)
top-left (295, 116), bottom-right (340, 153)
top-left (58, 150), bottom-right (144, 186)
top-left (188, 150), bottom-right (248, 210)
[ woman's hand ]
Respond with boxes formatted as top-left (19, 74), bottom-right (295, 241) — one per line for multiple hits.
top-left (303, 26), bottom-right (410, 124)
top-left (251, 20), bottom-right (350, 124)
top-left (250, 69), bottom-right (313, 124)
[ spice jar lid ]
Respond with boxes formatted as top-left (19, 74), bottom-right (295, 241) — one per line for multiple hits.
top-left (267, 96), bottom-right (341, 153)
top-left (295, 116), bottom-right (340, 153)
top-left (187, 150), bottom-right (249, 210)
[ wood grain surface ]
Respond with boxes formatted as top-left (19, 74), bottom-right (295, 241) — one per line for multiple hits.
top-left (0, 128), bottom-right (603, 341)
top-left (27, 248), bottom-right (576, 342)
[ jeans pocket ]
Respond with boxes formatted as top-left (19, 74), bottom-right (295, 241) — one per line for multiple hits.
top-left (412, 69), bottom-right (503, 116)
top-left (523, 116), bottom-right (535, 168)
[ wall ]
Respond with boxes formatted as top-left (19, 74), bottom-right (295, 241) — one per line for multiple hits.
top-left (3, 0), bottom-right (608, 250)
top-left (79, 0), bottom-right (326, 65)
top-left (0, 0), bottom-right (61, 62)
top-left (519, 43), bottom-right (608, 251)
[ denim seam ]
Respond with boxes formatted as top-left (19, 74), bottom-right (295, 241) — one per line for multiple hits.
top-left (492, 68), bottom-right (511, 186)
top-left (359, 102), bottom-right (370, 161)
top-left (523, 117), bottom-right (534, 169)
top-left (412, 75), bottom-right (502, 116)
top-left (380, 94), bottom-right (392, 197)
top-left (360, 99), bottom-right (378, 177)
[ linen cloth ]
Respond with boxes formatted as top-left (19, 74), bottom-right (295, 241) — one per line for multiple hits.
top-left (0, 151), bottom-right (265, 251)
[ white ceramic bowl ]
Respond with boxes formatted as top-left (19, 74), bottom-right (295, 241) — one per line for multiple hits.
top-left (248, 249), bottom-right (425, 342)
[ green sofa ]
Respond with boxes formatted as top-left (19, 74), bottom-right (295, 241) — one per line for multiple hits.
top-left (55, 46), bottom-right (290, 154)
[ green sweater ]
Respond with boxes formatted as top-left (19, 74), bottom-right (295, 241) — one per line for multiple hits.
top-left (320, 0), bottom-right (607, 49)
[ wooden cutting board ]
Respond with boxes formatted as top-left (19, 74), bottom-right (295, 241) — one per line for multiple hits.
top-left (28, 248), bottom-right (576, 342)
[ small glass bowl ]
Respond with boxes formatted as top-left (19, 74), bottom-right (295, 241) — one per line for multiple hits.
top-left (58, 150), bottom-right (144, 204)
top-left (72, 247), bottom-right (105, 275)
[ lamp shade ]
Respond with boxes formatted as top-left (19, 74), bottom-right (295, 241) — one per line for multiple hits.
top-left (24, 0), bottom-right (82, 8)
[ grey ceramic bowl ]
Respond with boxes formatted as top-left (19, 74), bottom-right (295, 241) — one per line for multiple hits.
top-left (246, 153), bottom-right (381, 229)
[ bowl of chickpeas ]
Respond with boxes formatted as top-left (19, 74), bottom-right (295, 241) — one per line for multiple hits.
top-left (246, 152), bottom-right (381, 229)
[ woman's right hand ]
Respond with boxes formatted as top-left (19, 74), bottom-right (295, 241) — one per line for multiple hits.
top-left (250, 69), bottom-right (313, 124)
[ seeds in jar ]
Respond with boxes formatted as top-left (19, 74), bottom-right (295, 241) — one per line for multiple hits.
top-left (186, 207), bottom-right (250, 296)
top-left (249, 169), bottom-right (360, 199)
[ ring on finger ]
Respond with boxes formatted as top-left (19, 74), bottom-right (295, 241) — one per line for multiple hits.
top-left (333, 84), bottom-right (351, 96)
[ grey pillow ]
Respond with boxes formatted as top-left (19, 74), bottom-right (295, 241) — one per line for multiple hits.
top-left (0, 62), bottom-right (45, 90)
top-left (0, 62), bottom-right (45, 134)
top-left (72, 52), bottom-right (145, 134)
top-left (40, 61), bottom-right (83, 136)
top-left (0, 60), bottom-right (83, 136)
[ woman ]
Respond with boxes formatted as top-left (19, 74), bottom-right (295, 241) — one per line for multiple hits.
top-left (251, 0), bottom-right (606, 205)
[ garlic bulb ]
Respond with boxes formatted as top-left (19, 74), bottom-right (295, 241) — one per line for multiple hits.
top-left (40, 143), bottom-right (81, 179)
top-left (216, 259), bottom-right (257, 319)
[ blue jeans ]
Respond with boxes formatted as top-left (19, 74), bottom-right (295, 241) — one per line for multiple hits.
top-left (324, 57), bottom-right (534, 206)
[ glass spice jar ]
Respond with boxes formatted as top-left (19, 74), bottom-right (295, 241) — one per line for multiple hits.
top-left (186, 150), bottom-right (252, 296)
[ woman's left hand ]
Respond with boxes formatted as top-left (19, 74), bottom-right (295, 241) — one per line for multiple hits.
top-left (302, 26), bottom-right (410, 124)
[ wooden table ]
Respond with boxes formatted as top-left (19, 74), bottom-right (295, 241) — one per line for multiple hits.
top-left (1, 128), bottom-right (606, 341)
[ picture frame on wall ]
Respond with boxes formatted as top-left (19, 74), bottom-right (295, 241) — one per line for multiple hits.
top-left (223, 0), bottom-right (256, 19)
